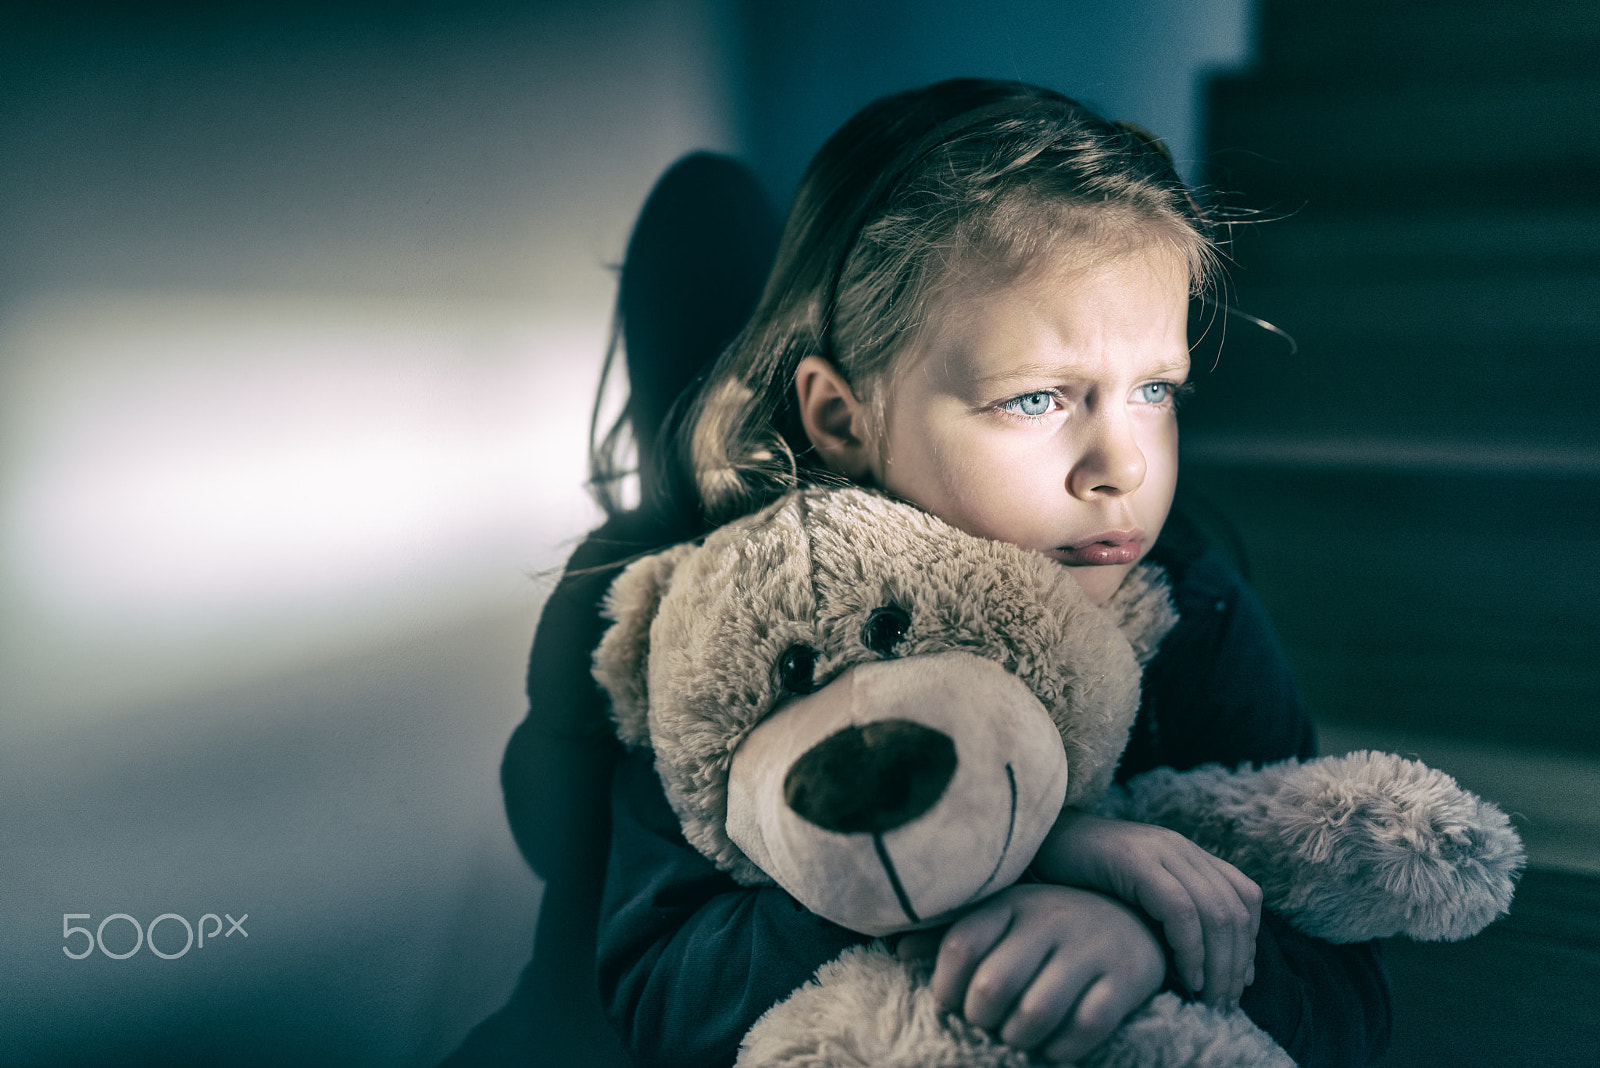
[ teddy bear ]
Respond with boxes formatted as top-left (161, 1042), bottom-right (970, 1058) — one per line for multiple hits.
top-left (592, 485), bottom-right (1525, 1067)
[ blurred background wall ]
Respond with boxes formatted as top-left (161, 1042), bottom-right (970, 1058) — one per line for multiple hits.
top-left (0, 1), bottom-right (742, 1065)
top-left (2, 1), bottom-right (1594, 1066)
top-left (0, 2), bottom-right (1250, 1065)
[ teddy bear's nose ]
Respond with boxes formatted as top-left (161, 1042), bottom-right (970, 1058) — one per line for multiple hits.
top-left (783, 719), bottom-right (957, 835)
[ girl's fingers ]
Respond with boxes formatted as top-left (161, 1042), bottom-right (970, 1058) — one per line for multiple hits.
top-left (1216, 857), bottom-right (1264, 936)
top-left (1122, 846), bottom-right (1262, 1006)
top-left (958, 928), bottom-right (1053, 1031)
top-left (1146, 853), bottom-right (1238, 1001)
top-left (1208, 856), bottom-right (1262, 1003)
top-left (1173, 855), bottom-right (1246, 1006)
top-left (1158, 850), bottom-right (1241, 1010)
top-left (1133, 868), bottom-right (1205, 994)
top-left (1217, 859), bottom-right (1264, 993)
top-left (1037, 974), bottom-right (1134, 1065)
top-left (928, 905), bottom-right (1016, 1013)
top-left (996, 949), bottom-right (1099, 1051)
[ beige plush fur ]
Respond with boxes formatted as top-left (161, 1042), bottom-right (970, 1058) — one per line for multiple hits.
top-left (595, 486), bottom-right (1176, 886)
top-left (1099, 751), bottom-right (1524, 943)
top-left (592, 485), bottom-right (1524, 1068)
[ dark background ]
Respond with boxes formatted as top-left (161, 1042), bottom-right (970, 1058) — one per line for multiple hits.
top-left (2, 1), bottom-right (1594, 1065)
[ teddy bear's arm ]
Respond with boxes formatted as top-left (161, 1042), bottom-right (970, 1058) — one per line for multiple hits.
top-left (1100, 752), bottom-right (1524, 943)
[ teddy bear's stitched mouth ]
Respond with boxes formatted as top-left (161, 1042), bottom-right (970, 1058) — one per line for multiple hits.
top-left (972, 762), bottom-right (1020, 898)
top-left (875, 762), bottom-right (1018, 926)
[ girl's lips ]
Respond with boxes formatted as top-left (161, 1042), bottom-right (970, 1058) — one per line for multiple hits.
top-left (1047, 533), bottom-right (1143, 566)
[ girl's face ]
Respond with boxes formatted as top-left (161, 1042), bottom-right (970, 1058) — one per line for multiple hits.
top-left (868, 245), bottom-right (1190, 605)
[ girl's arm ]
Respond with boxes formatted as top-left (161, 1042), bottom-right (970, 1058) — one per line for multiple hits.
top-left (597, 747), bottom-right (866, 1068)
top-left (1243, 912), bottom-right (1391, 1068)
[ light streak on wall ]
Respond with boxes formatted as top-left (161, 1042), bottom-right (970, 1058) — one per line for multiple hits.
top-left (1, 293), bottom-right (608, 721)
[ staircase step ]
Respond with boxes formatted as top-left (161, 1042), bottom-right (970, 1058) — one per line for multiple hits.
top-left (1206, 73), bottom-right (1600, 210)
top-left (1176, 462), bottom-right (1600, 754)
top-left (1253, 0), bottom-right (1600, 85)
top-left (1191, 2), bottom-right (1599, 761)
top-left (1182, 270), bottom-right (1600, 442)
top-left (1217, 206), bottom-right (1600, 278)
top-left (1222, 272), bottom-right (1600, 345)
top-left (1375, 867), bottom-right (1600, 1064)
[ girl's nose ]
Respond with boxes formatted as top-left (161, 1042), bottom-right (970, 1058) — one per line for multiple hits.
top-left (1068, 414), bottom-right (1147, 499)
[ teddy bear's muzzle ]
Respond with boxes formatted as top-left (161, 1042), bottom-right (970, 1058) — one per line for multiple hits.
top-left (726, 650), bottom-right (1071, 936)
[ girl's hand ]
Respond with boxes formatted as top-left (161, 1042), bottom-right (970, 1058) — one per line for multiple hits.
top-left (897, 884), bottom-right (1164, 1064)
top-left (1031, 811), bottom-right (1262, 1007)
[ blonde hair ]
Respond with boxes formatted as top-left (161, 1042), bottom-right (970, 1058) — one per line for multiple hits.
top-left (680, 78), bottom-right (1218, 527)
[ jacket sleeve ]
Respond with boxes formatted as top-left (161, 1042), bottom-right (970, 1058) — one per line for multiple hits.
top-left (1244, 914), bottom-right (1392, 1068)
top-left (597, 748), bottom-right (868, 1068)
top-left (1128, 546), bottom-right (1393, 1068)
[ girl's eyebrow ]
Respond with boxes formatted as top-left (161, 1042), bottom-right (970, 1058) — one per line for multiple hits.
top-left (970, 364), bottom-right (1076, 386)
top-left (970, 354), bottom-right (1191, 386)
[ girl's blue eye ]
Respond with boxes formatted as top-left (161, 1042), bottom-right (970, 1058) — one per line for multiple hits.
top-left (1004, 391), bottom-right (1055, 417)
top-left (1135, 383), bottom-right (1173, 404)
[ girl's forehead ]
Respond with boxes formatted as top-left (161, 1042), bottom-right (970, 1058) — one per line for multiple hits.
top-left (906, 246), bottom-right (1191, 379)
top-left (983, 237), bottom-right (1191, 305)
top-left (953, 207), bottom-right (1206, 297)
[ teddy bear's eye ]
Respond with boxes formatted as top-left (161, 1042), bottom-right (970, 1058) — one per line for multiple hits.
top-left (862, 605), bottom-right (911, 658)
top-left (778, 644), bottom-right (819, 694)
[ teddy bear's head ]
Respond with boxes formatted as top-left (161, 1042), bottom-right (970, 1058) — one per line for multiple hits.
top-left (593, 487), bottom-right (1176, 935)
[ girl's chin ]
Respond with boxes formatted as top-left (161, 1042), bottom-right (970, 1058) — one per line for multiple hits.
top-left (1062, 562), bottom-right (1133, 606)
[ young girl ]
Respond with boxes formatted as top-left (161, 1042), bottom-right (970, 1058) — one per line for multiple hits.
top-left (582, 79), bottom-right (1391, 1067)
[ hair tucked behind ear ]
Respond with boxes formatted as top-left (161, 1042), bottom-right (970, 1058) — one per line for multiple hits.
top-left (678, 78), bottom-right (1220, 528)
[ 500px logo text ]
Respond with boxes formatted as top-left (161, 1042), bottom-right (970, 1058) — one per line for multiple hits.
top-left (62, 912), bottom-right (249, 960)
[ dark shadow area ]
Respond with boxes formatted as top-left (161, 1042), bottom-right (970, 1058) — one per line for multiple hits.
top-left (1187, 0), bottom-right (1600, 757)
top-left (1377, 868), bottom-right (1600, 1063)
top-left (1190, 3), bottom-right (1600, 1062)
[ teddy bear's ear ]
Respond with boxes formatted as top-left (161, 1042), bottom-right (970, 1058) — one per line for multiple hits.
top-left (1105, 563), bottom-right (1179, 666)
top-left (592, 541), bottom-right (698, 748)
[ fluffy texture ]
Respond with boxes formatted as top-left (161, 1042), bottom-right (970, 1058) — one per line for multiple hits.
top-left (739, 946), bottom-right (1293, 1068)
top-left (738, 945), bottom-right (1031, 1068)
top-left (592, 485), bottom-right (1525, 1067)
top-left (1100, 751), bottom-right (1526, 943)
top-left (594, 486), bottom-right (1172, 885)
top-left (1084, 994), bottom-right (1294, 1068)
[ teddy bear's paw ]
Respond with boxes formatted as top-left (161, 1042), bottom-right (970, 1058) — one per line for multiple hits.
top-left (1077, 993), bottom-right (1294, 1068)
top-left (1267, 750), bottom-right (1526, 942)
top-left (737, 943), bottom-right (1030, 1068)
top-left (1113, 751), bottom-right (1526, 944)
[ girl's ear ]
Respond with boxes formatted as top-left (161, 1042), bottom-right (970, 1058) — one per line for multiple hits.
top-left (794, 355), bottom-right (875, 481)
